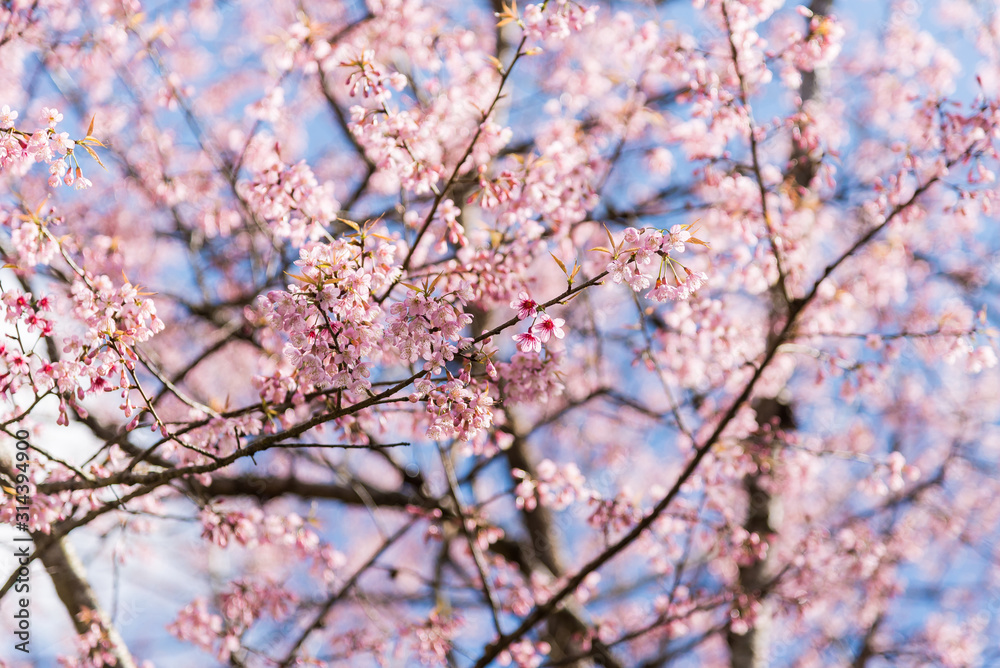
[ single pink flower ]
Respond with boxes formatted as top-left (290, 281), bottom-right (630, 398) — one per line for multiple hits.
top-left (513, 331), bottom-right (542, 353)
top-left (532, 314), bottom-right (565, 342)
top-left (510, 291), bottom-right (538, 320)
top-left (40, 106), bottom-right (63, 127)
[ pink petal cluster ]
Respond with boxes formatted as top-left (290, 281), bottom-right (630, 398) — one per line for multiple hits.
top-left (0, 105), bottom-right (95, 188)
top-left (608, 226), bottom-right (709, 302)
top-left (419, 376), bottom-right (495, 446)
top-left (523, 1), bottom-right (598, 42)
top-left (388, 289), bottom-right (474, 372)
top-left (239, 149), bottom-right (341, 245)
top-left (497, 352), bottom-right (566, 404)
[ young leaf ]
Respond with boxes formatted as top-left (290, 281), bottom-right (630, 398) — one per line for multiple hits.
top-left (602, 223), bottom-right (618, 254)
top-left (550, 252), bottom-right (568, 276)
top-left (81, 143), bottom-right (107, 170)
top-left (338, 218), bottom-right (361, 233)
top-left (495, 0), bottom-right (518, 27)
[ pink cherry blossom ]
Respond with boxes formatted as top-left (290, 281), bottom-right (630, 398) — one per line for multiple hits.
top-left (0, 105), bottom-right (18, 129)
top-left (40, 106), bottom-right (63, 127)
top-left (531, 313), bottom-right (565, 341)
top-left (510, 291), bottom-right (539, 320)
top-left (513, 330), bottom-right (542, 353)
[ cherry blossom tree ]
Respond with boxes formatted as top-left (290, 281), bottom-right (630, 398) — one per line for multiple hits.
top-left (1, 0), bottom-right (999, 666)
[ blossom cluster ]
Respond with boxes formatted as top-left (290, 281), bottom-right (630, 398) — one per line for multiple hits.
top-left (414, 375), bottom-right (495, 446)
top-left (498, 638), bottom-right (552, 668)
top-left (340, 28), bottom-right (508, 198)
top-left (0, 273), bottom-right (164, 427)
top-left (497, 351), bottom-right (565, 404)
top-left (201, 508), bottom-right (319, 556)
top-left (169, 580), bottom-right (296, 663)
top-left (512, 458), bottom-right (587, 511)
top-left (522, 1), bottom-right (599, 43)
top-left (341, 49), bottom-right (408, 102)
top-left (0, 106), bottom-right (95, 188)
top-left (7, 208), bottom-right (60, 267)
top-left (478, 126), bottom-right (600, 232)
top-left (58, 608), bottom-right (123, 668)
top-left (59, 277), bottom-right (165, 424)
top-left (509, 291), bottom-right (566, 354)
top-left (257, 236), bottom-right (398, 395)
top-left (239, 152), bottom-right (341, 246)
top-left (412, 612), bottom-right (463, 665)
top-left (386, 287), bottom-right (474, 371)
top-left (860, 451), bottom-right (921, 497)
top-left (607, 226), bottom-right (709, 302)
top-left (0, 290), bottom-right (54, 398)
top-left (770, 7), bottom-right (845, 87)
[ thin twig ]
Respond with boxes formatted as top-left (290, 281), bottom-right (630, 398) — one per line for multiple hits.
top-left (438, 442), bottom-right (505, 635)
